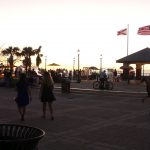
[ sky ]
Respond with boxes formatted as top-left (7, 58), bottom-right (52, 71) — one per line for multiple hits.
top-left (0, 0), bottom-right (150, 71)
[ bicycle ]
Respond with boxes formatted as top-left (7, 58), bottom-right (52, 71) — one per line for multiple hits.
top-left (93, 79), bottom-right (113, 90)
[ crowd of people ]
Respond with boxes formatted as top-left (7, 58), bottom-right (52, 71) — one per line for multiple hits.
top-left (0, 66), bottom-right (122, 88)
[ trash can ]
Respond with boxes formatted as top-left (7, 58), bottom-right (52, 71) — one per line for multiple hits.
top-left (61, 77), bottom-right (70, 93)
top-left (0, 124), bottom-right (45, 150)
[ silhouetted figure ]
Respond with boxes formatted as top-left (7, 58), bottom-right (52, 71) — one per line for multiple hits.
top-left (99, 70), bottom-right (107, 89)
top-left (40, 71), bottom-right (56, 120)
top-left (113, 69), bottom-right (117, 82)
top-left (16, 73), bottom-right (32, 121)
top-left (145, 78), bottom-right (150, 97)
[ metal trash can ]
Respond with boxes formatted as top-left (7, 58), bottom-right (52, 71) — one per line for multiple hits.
top-left (0, 124), bottom-right (45, 150)
top-left (61, 77), bottom-right (70, 93)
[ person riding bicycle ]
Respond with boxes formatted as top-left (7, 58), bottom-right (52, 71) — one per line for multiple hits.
top-left (99, 70), bottom-right (107, 89)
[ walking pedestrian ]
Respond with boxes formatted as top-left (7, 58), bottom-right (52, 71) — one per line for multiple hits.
top-left (113, 69), bottom-right (117, 82)
top-left (15, 73), bottom-right (32, 121)
top-left (40, 71), bottom-right (56, 120)
top-left (144, 77), bottom-right (150, 97)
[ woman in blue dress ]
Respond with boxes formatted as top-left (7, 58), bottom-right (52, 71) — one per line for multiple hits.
top-left (16, 73), bottom-right (32, 121)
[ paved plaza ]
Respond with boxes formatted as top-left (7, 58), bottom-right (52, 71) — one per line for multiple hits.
top-left (1, 80), bottom-right (150, 150)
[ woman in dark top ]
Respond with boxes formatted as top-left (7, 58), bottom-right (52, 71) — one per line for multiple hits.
top-left (16, 73), bottom-right (32, 121)
top-left (40, 71), bottom-right (56, 120)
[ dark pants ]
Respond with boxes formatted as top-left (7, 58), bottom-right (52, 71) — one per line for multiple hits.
top-left (100, 78), bottom-right (105, 89)
top-left (146, 85), bottom-right (150, 97)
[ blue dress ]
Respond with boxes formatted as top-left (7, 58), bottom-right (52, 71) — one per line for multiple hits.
top-left (16, 81), bottom-right (29, 106)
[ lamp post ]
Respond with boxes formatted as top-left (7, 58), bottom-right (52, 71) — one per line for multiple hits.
top-left (100, 54), bottom-right (102, 73)
top-left (45, 56), bottom-right (47, 71)
top-left (77, 49), bottom-right (81, 83)
top-left (73, 57), bottom-right (75, 80)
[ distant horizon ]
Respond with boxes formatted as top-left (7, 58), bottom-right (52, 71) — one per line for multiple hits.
top-left (1, 50), bottom-right (150, 72)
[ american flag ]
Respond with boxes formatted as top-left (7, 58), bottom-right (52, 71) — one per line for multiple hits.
top-left (137, 25), bottom-right (150, 35)
top-left (117, 28), bottom-right (127, 35)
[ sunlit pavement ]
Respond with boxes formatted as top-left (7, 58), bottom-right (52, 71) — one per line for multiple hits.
top-left (0, 80), bottom-right (150, 150)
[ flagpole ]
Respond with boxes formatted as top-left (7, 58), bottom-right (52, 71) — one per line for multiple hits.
top-left (127, 24), bottom-right (129, 56)
top-left (117, 25), bottom-right (130, 83)
top-left (127, 24), bottom-right (129, 84)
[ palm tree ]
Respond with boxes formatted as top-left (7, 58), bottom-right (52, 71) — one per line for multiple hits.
top-left (35, 46), bottom-right (43, 68)
top-left (21, 47), bottom-right (35, 72)
top-left (1, 46), bottom-right (20, 72)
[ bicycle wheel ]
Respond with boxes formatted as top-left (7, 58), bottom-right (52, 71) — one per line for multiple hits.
top-left (93, 81), bottom-right (100, 89)
top-left (105, 81), bottom-right (113, 90)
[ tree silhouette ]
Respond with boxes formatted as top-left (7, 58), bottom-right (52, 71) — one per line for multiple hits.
top-left (1, 46), bottom-right (20, 72)
top-left (35, 46), bottom-right (43, 68)
top-left (21, 47), bottom-right (35, 72)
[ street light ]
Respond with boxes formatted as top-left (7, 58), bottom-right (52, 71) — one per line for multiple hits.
top-left (77, 49), bottom-right (81, 83)
top-left (73, 57), bottom-right (75, 80)
top-left (100, 54), bottom-right (102, 73)
top-left (45, 56), bottom-right (47, 71)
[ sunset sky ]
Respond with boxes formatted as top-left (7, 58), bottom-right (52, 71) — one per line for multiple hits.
top-left (0, 0), bottom-right (150, 70)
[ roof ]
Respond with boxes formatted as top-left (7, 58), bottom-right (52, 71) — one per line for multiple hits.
top-left (116, 47), bottom-right (150, 64)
